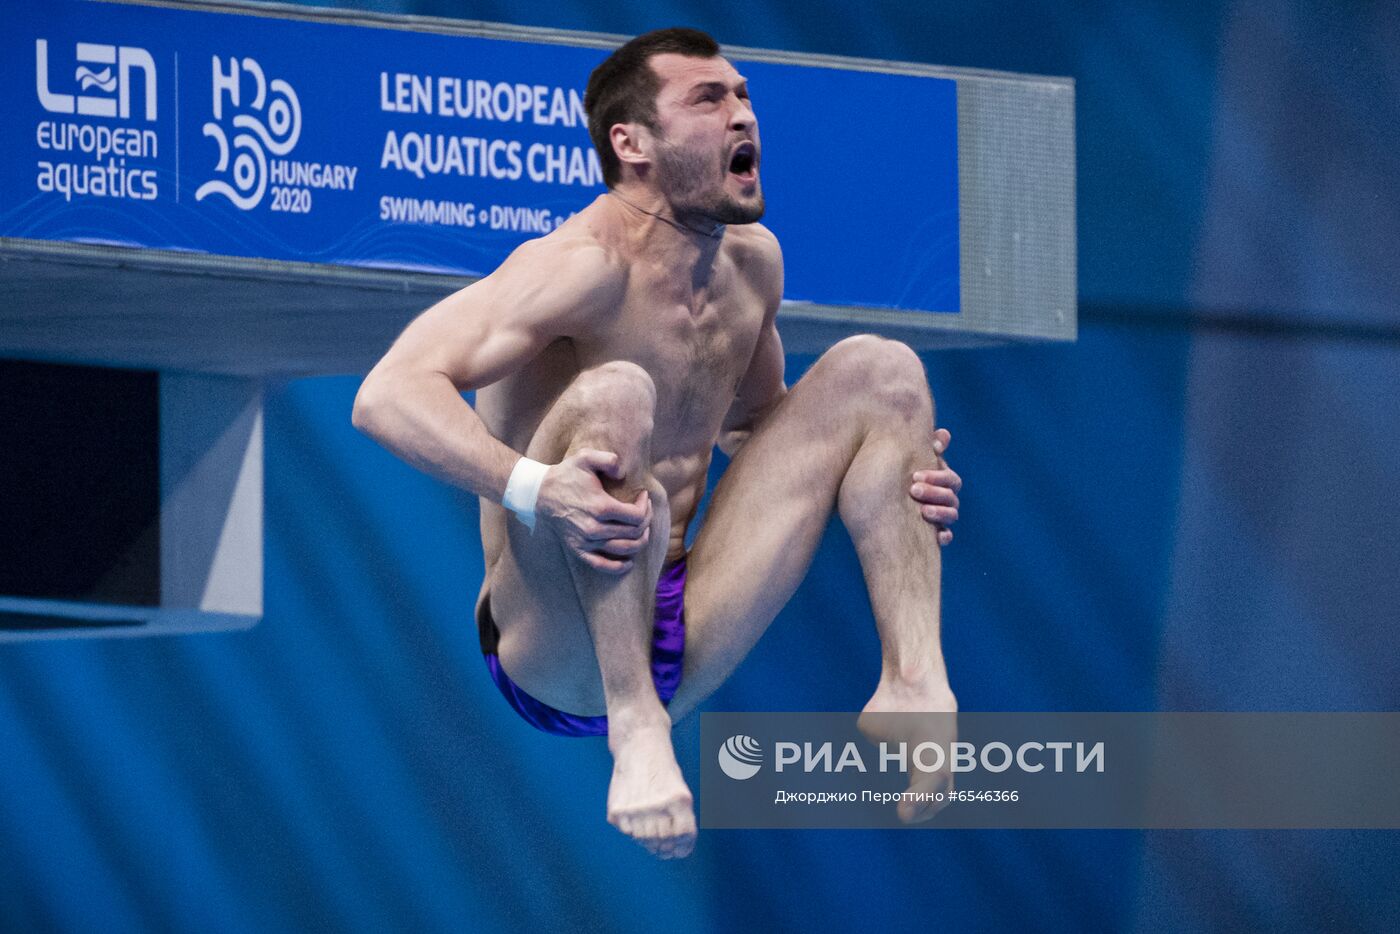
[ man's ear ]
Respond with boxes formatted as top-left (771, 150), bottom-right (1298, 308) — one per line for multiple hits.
top-left (610, 122), bottom-right (652, 172)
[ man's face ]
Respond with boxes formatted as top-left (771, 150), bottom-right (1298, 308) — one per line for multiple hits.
top-left (643, 53), bottom-right (764, 225)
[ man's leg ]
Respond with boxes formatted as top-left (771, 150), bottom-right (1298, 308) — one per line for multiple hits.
top-left (488, 361), bottom-right (694, 857)
top-left (672, 335), bottom-right (955, 818)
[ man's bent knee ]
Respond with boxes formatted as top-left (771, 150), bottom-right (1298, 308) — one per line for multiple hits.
top-left (570, 361), bottom-right (657, 420)
top-left (531, 360), bottom-right (658, 468)
top-left (564, 363), bottom-right (656, 456)
top-left (824, 334), bottom-right (925, 383)
top-left (818, 334), bottom-right (934, 423)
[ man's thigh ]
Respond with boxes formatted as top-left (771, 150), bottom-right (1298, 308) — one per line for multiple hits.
top-left (482, 365), bottom-right (657, 716)
top-left (485, 511), bottom-right (606, 714)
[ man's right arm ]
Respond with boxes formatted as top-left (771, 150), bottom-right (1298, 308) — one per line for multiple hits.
top-left (350, 237), bottom-right (620, 504)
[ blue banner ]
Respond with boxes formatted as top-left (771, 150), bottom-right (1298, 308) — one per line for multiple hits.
top-left (2, 0), bottom-right (959, 312)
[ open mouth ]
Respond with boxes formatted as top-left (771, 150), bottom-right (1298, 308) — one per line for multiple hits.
top-left (728, 142), bottom-right (758, 181)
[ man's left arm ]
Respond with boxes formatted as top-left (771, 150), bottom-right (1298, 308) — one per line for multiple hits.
top-left (718, 314), bottom-right (786, 458)
top-left (719, 231), bottom-right (787, 458)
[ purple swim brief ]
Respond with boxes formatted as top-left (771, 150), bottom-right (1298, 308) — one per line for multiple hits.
top-left (477, 556), bottom-right (687, 737)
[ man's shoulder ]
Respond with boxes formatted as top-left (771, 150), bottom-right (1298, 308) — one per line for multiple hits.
top-left (725, 221), bottom-right (782, 261)
top-left (504, 223), bottom-right (628, 307)
top-left (724, 222), bottom-right (783, 303)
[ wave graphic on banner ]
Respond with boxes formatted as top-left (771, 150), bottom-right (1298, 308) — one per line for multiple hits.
top-left (75, 66), bottom-right (115, 92)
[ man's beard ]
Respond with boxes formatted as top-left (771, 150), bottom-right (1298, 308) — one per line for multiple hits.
top-left (653, 136), bottom-right (765, 226)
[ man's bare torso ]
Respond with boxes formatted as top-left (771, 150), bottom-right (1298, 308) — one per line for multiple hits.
top-left (476, 194), bottom-right (780, 574)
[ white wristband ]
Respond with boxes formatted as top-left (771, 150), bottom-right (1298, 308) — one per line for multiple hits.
top-left (502, 456), bottom-right (549, 530)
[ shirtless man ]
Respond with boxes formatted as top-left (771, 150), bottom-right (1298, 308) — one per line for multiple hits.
top-left (352, 28), bottom-right (962, 859)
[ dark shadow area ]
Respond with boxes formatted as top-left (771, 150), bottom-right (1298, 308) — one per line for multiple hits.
top-left (0, 610), bottom-right (147, 631)
top-left (0, 360), bottom-right (159, 605)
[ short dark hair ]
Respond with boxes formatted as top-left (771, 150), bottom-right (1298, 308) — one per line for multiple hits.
top-left (584, 27), bottom-right (722, 187)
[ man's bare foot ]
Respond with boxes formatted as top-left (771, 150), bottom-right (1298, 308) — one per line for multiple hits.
top-left (606, 710), bottom-right (696, 859)
top-left (857, 674), bottom-right (959, 824)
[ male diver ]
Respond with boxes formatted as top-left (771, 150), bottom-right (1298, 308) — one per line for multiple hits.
top-left (353, 28), bottom-right (963, 859)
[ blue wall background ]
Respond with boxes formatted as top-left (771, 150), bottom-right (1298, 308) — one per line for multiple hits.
top-left (2, 0), bottom-right (1398, 930)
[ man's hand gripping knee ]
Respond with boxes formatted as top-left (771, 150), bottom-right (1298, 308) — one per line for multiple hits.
top-left (910, 428), bottom-right (962, 546)
top-left (537, 449), bottom-right (654, 574)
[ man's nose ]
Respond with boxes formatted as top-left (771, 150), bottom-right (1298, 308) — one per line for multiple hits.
top-left (730, 99), bottom-right (756, 133)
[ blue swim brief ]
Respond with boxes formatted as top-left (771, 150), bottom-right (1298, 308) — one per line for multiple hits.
top-left (477, 556), bottom-right (687, 737)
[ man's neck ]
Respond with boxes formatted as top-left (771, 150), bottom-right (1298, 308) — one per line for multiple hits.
top-left (606, 185), bottom-right (726, 270)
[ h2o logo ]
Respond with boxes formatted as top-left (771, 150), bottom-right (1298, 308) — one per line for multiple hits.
top-left (196, 56), bottom-right (301, 211)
